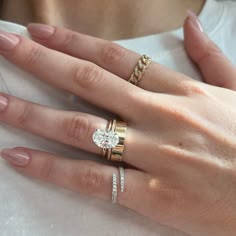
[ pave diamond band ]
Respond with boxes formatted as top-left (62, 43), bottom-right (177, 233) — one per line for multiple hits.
top-left (111, 167), bottom-right (125, 204)
top-left (112, 173), bottom-right (118, 204)
top-left (119, 167), bottom-right (125, 192)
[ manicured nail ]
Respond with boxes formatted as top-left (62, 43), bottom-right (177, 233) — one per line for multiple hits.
top-left (27, 23), bottom-right (55, 39)
top-left (0, 30), bottom-right (20, 51)
top-left (0, 95), bottom-right (8, 112)
top-left (187, 10), bottom-right (204, 32)
top-left (1, 148), bottom-right (30, 167)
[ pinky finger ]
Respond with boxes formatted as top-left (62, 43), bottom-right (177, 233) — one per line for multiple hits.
top-left (0, 147), bottom-right (147, 205)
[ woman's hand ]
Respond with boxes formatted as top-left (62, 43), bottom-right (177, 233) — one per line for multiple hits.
top-left (0, 13), bottom-right (236, 236)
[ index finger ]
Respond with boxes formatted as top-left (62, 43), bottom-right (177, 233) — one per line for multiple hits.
top-left (0, 30), bottom-right (142, 118)
top-left (27, 23), bottom-right (191, 94)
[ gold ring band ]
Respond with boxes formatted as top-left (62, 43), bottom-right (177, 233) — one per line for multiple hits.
top-left (106, 120), bottom-right (127, 162)
top-left (128, 54), bottom-right (152, 86)
top-left (106, 119), bottom-right (117, 161)
top-left (110, 121), bottom-right (126, 162)
top-left (102, 120), bottom-right (113, 158)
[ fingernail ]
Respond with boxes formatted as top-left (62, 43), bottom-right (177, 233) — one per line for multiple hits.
top-left (1, 148), bottom-right (30, 167)
top-left (0, 95), bottom-right (8, 112)
top-left (187, 10), bottom-right (204, 32)
top-left (0, 30), bottom-right (20, 51)
top-left (27, 23), bottom-right (55, 39)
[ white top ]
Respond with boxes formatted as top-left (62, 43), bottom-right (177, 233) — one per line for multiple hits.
top-left (0, 0), bottom-right (235, 235)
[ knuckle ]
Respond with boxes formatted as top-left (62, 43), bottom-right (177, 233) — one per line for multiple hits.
top-left (180, 81), bottom-right (209, 97)
top-left (25, 44), bottom-right (44, 67)
top-left (100, 42), bottom-right (126, 65)
top-left (73, 63), bottom-right (104, 89)
top-left (61, 115), bottom-right (91, 145)
top-left (60, 31), bottom-right (78, 50)
top-left (38, 157), bottom-right (56, 181)
top-left (74, 166), bottom-right (105, 194)
top-left (16, 103), bottom-right (33, 128)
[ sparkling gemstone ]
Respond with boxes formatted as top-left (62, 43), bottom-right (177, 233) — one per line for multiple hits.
top-left (92, 129), bottom-right (119, 149)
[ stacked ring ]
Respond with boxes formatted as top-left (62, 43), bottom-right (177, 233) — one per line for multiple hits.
top-left (119, 166), bottom-right (125, 192)
top-left (93, 119), bottom-right (127, 162)
top-left (110, 121), bottom-right (126, 162)
top-left (112, 173), bottom-right (118, 204)
top-left (111, 167), bottom-right (125, 204)
top-left (102, 120), bottom-right (113, 158)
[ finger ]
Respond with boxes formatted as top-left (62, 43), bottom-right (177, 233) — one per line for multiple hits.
top-left (184, 11), bottom-right (236, 90)
top-left (0, 93), bottom-right (106, 155)
top-left (0, 30), bottom-right (142, 119)
top-left (27, 23), bottom-right (191, 94)
top-left (0, 93), bottom-right (139, 167)
top-left (0, 147), bottom-right (147, 207)
top-left (1, 147), bottom-right (188, 226)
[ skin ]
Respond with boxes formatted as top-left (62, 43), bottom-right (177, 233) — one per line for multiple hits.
top-left (0, 0), bottom-right (205, 40)
top-left (0, 1), bottom-right (236, 236)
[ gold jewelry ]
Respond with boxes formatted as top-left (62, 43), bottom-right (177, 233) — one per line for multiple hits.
top-left (102, 120), bottom-right (113, 158)
top-left (93, 119), bottom-right (119, 153)
top-left (106, 119), bottom-right (118, 161)
top-left (112, 173), bottom-right (118, 204)
top-left (111, 167), bottom-right (125, 204)
top-left (128, 54), bottom-right (152, 86)
top-left (106, 119), bottom-right (116, 161)
top-left (119, 166), bottom-right (125, 192)
top-left (93, 119), bottom-right (127, 162)
top-left (110, 121), bottom-right (127, 162)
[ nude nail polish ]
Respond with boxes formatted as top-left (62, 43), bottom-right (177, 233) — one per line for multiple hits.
top-left (0, 30), bottom-right (20, 51)
top-left (0, 95), bottom-right (8, 112)
top-left (187, 9), bottom-right (204, 33)
top-left (1, 148), bottom-right (30, 167)
top-left (27, 23), bottom-right (55, 39)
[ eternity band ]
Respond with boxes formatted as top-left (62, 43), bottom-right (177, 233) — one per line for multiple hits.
top-left (111, 167), bottom-right (125, 204)
top-left (119, 166), bottom-right (125, 192)
top-left (112, 173), bottom-right (118, 204)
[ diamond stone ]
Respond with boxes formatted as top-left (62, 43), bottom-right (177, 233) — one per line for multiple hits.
top-left (93, 129), bottom-right (119, 149)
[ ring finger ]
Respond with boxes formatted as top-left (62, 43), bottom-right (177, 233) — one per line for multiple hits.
top-left (0, 93), bottom-right (106, 154)
top-left (0, 93), bottom-right (137, 166)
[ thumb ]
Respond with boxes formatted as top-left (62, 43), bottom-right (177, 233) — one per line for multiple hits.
top-left (184, 10), bottom-right (236, 90)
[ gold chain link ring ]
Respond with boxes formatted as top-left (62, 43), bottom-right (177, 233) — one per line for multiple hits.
top-left (128, 54), bottom-right (152, 86)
